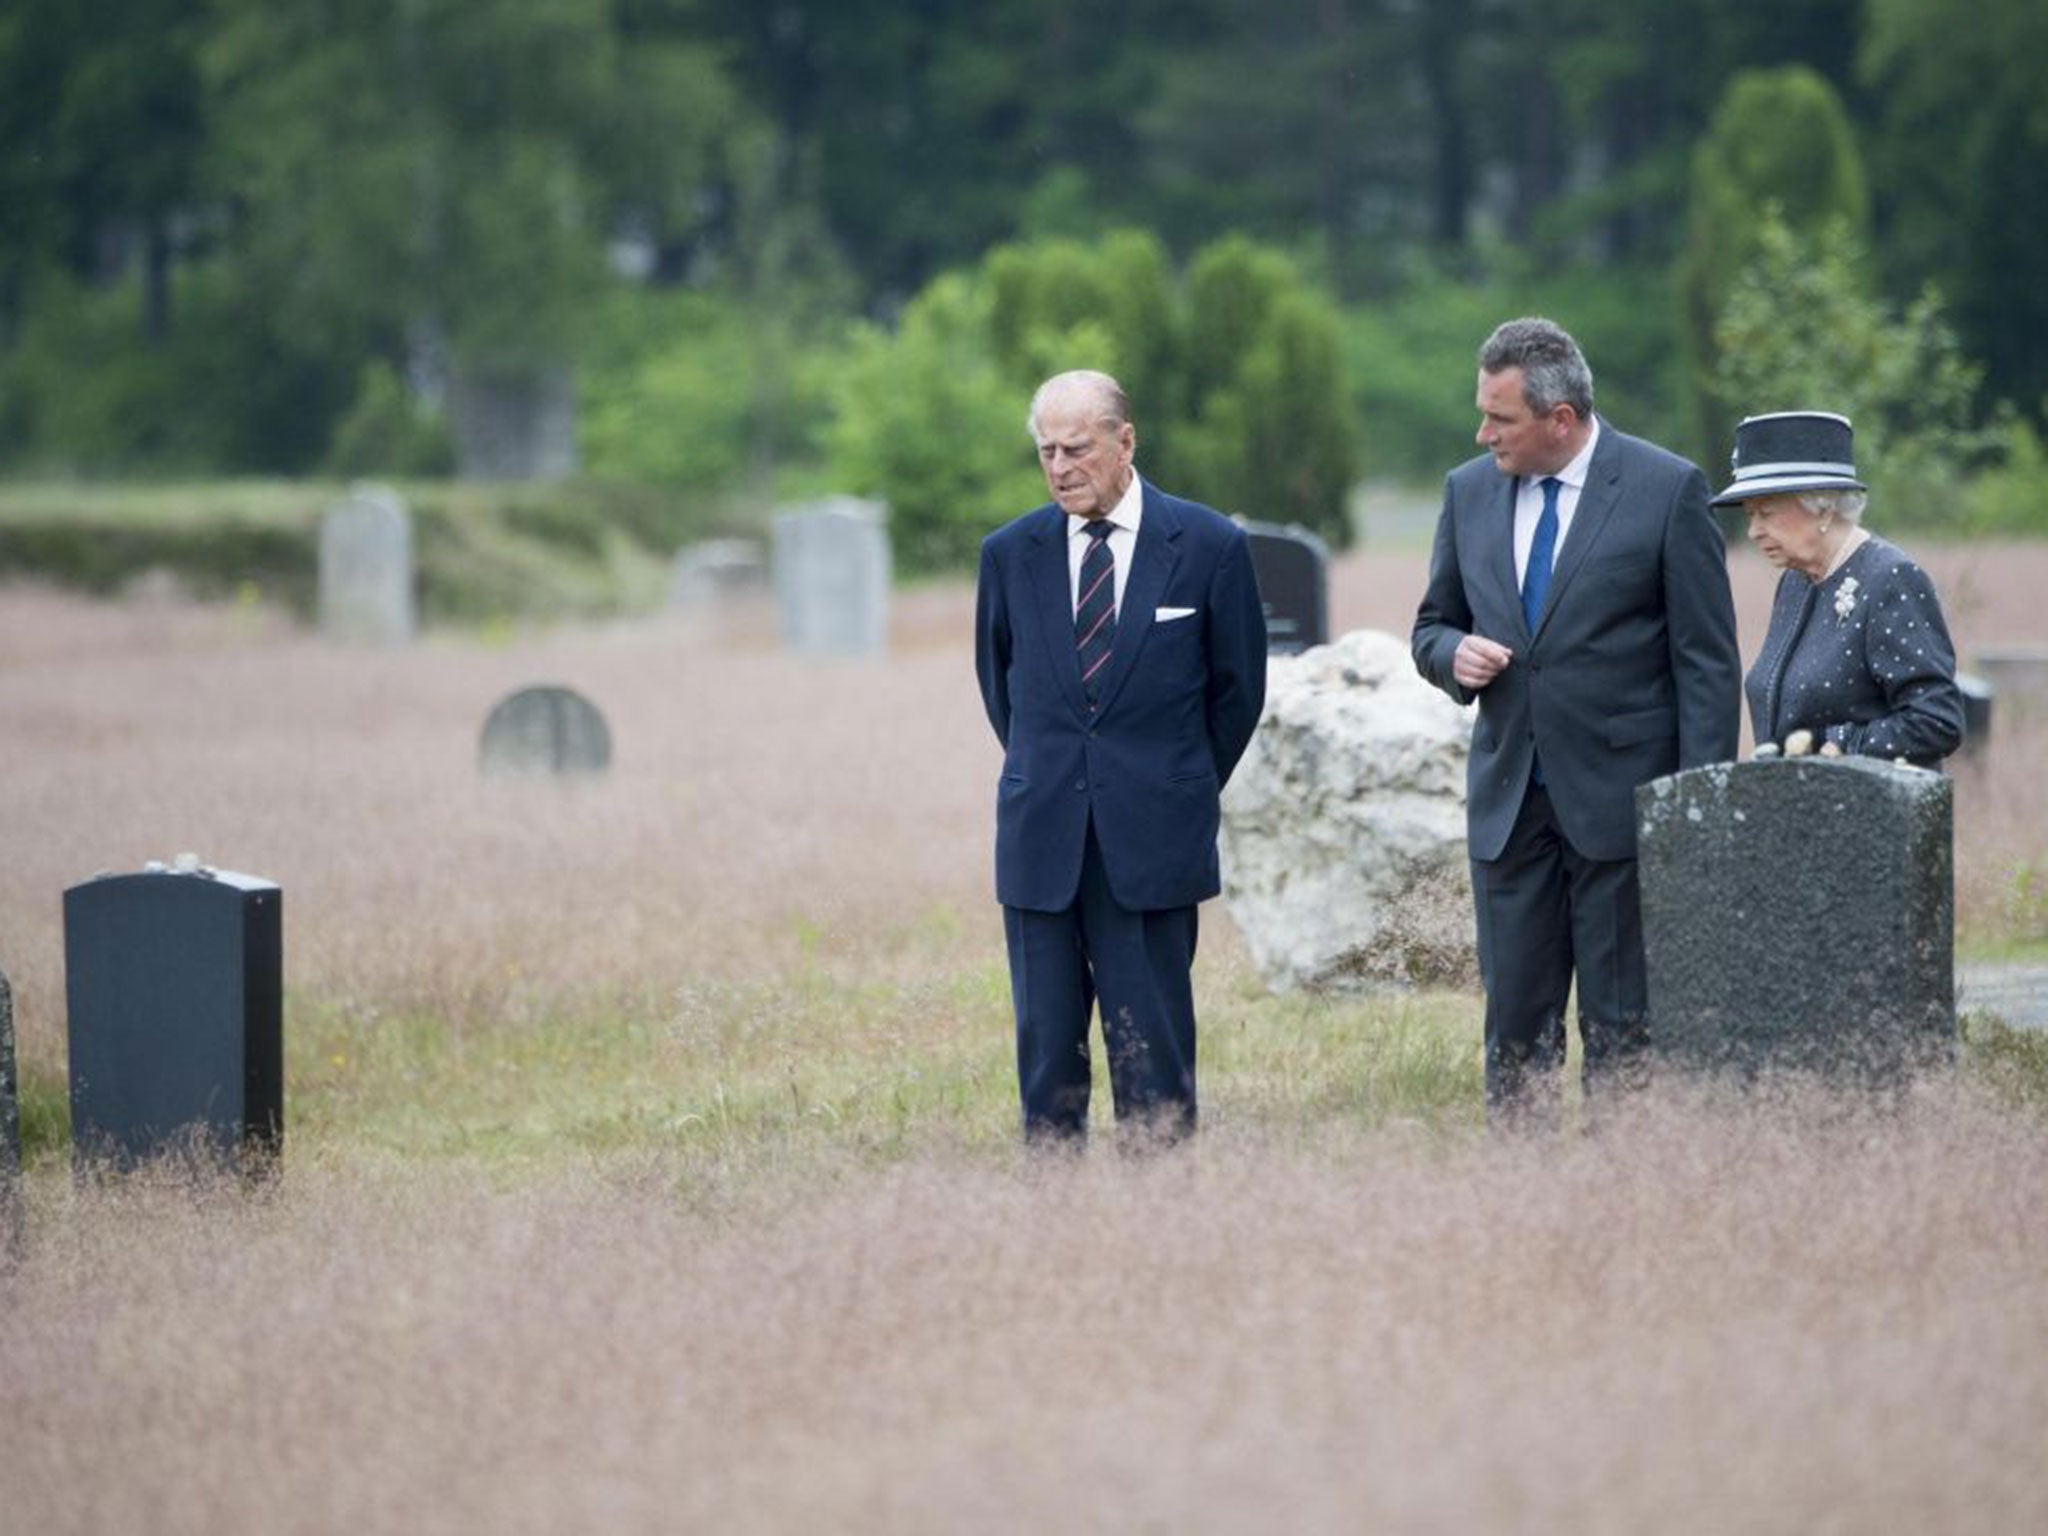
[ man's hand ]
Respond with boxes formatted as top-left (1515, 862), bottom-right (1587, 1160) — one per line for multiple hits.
top-left (1452, 634), bottom-right (1513, 691)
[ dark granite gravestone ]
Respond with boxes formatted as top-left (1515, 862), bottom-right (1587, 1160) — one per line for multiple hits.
top-left (64, 863), bottom-right (283, 1170)
top-left (1636, 758), bottom-right (1954, 1083)
top-left (478, 685), bottom-right (612, 778)
top-left (1974, 646), bottom-right (2048, 727)
top-left (2, 964), bottom-right (22, 1259)
top-left (1955, 671), bottom-right (1993, 759)
top-left (1238, 520), bottom-right (1329, 655)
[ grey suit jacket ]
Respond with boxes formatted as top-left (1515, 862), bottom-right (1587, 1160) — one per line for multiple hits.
top-left (1412, 423), bottom-right (1741, 863)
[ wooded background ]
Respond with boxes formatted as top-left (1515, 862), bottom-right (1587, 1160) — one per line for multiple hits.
top-left (3, 0), bottom-right (2042, 568)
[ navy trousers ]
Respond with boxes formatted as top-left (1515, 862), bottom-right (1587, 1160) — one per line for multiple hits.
top-left (1471, 780), bottom-right (1648, 1123)
top-left (1002, 822), bottom-right (1199, 1141)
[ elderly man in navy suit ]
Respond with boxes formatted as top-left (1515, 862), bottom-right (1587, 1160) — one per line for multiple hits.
top-left (976, 370), bottom-right (1267, 1143)
top-left (1413, 319), bottom-right (1740, 1125)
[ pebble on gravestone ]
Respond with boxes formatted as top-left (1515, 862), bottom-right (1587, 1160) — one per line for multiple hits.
top-left (478, 685), bottom-right (612, 778)
top-left (772, 496), bottom-right (890, 658)
top-left (1636, 757), bottom-right (1955, 1086)
top-left (1237, 519), bottom-right (1331, 656)
top-left (64, 862), bottom-right (284, 1172)
top-left (318, 484), bottom-right (416, 646)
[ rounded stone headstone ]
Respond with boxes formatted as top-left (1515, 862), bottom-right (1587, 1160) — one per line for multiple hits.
top-left (1637, 756), bottom-right (1956, 1083)
top-left (479, 685), bottom-right (612, 778)
top-left (670, 537), bottom-right (768, 613)
top-left (772, 496), bottom-right (891, 658)
top-left (1237, 519), bottom-right (1331, 655)
top-left (318, 484), bottom-right (416, 646)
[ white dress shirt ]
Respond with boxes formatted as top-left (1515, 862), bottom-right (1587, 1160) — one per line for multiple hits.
top-left (1514, 417), bottom-right (1601, 588)
top-left (1068, 473), bottom-right (1144, 615)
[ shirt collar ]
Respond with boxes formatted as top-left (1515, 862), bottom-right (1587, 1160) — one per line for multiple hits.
top-left (1069, 473), bottom-right (1144, 539)
top-left (1546, 417), bottom-right (1600, 492)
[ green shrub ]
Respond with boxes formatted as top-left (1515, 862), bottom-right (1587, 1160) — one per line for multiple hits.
top-left (1710, 211), bottom-right (1983, 531)
top-left (1963, 412), bottom-right (2048, 536)
top-left (578, 288), bottom-right (843, 496)
top-left (830, 231), bottom-right (1357, 570)
top-left (325, 361), bottom-right (457, 478)
top-left (828, 274), bottom-right (1045, 577)
top-left (1679, 66), bottom-right (1872, 464)
top-left (1345, 262), bottom-right (1681, 485)
top-left (0, 263), bottom-right (356, 477)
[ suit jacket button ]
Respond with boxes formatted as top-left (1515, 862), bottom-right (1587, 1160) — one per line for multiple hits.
top-left (1075, 779), bottom-right (1087, 792)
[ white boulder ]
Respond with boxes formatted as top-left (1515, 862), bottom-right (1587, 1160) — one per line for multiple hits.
top-left (1221, 629), bottom-right (1477, 992)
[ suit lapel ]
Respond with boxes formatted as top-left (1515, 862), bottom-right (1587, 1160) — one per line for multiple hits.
top-left (1092, 480), bottom-right (1181, 718)
top-left (1529, 425), bottom-right (1623, 642)
top-left (1024, 505), bottom-right (1091, 719)
top-left (1482, 473), bottom-right (1526, 645)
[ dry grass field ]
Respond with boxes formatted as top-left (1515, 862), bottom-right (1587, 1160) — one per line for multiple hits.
top-left (5, 533), bottom-right (2048, 1533)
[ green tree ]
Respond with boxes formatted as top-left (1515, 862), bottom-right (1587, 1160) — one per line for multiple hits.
top-left (1176, 237), bottom-right (1354, 544)
top-left (201, 0), bottom-right (751, 476)
top-left (828, 272), bottom-right (1045, 576)
top-left (1862, 0), bottom-right (2048, 421)
top-left (1710, 211), bottom-right (1980, 528)
top-left (829, 230), bottom-right (1356, 571)
top-left (1678, 64), bottom-right (1869, 464)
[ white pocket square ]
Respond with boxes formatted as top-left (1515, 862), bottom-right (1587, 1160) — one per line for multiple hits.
top-left (1155, 606), bottom-right (1196, 621)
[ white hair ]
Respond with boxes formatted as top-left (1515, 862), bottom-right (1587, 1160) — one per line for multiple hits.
top-left (1026, 370), bottom-right (1130, 439)
top-left (1796, 488), bottom-right (1868, 524)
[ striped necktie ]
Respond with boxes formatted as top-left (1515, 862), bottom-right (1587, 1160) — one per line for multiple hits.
top-left (1076, 520), bottom-right (1117, 707)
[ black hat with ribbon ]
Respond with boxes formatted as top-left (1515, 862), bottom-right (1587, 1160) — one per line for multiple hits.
top-left (1710, 411), bottom-right (1866, 507)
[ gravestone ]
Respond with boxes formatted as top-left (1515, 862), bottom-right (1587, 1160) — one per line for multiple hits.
top-left (1, 964), bottom-right (21, 1259)
top-left (1973, 647), bottom-right (2048, 729)
top-left (1637, 757), bottom-right (1954, 1083)
top-left (318, 485), bottom-right (415, 646)
top-left (1955, 671), bottom-right (1993, 758)
top-left (1239, 520), bottom-right (1330, 655)
top-left (64, 861), bottom-right (284, 1170)
top-left (479, 685), bottom-right (612, 778)
top-left (772, 497), bottom-right (890, 658)
top-left (448, 363), bottom-right (577, 481)
top-left (670, 538), bottom-right (768, 613)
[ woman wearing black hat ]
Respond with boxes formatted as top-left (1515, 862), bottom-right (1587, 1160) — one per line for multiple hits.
top-left (1714, 411), bottom-right (1965, 766)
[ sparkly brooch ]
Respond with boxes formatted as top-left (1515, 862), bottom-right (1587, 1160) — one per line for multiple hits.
top-left (1834, 576), bottom-right (1860, 619)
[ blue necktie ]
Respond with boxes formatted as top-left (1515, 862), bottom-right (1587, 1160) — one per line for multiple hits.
top-left (1076, 520), bottom-right (1117, 708)
top-left (1521, 476), bottom-right (1561, 633)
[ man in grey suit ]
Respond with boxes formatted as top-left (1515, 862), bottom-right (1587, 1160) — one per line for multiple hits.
top-left (1412, 318), bottom-right (1740, 1123)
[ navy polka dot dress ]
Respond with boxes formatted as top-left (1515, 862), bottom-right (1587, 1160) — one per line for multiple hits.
top-left (1743, 533), bottom-right (1965, 766)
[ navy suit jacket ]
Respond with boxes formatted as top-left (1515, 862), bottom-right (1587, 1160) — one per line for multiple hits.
top-left (1412, 424), bottom-right (1741, 864)
top-left (976, 479), bottom-right (1268, 913)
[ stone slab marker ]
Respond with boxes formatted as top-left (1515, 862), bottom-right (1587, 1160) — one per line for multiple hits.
top-left (479, 685), bottom-right (611, 778)
top-left (669, 538), bottom-right (768, 613)
top-left (1637, 758), bottom-right (1955, 1083)
top-left (1, 964), bottom-right (21, 1260)
top-left (64, 862), bottom-right (284, 1170)
top-left (319, 484), bottom-right (416, 645)
top-left (772, 496), bottom-right (890, 658)
top-left (1974, 646), bottom-right (2048, 728)
top-left (1238, 519), bottom-right (1331, 655)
